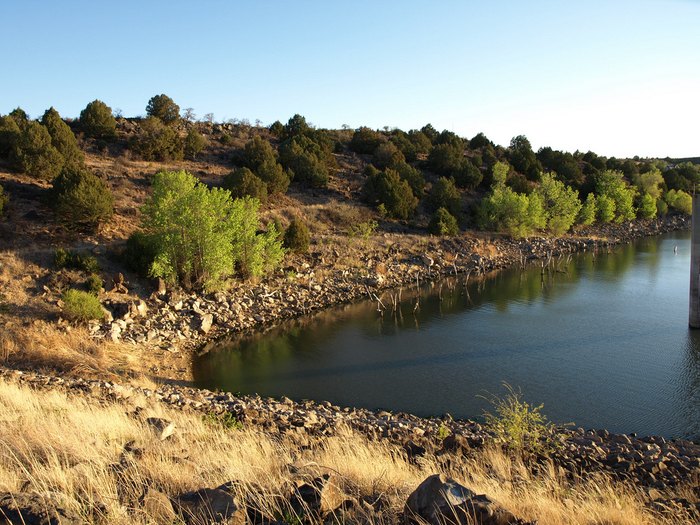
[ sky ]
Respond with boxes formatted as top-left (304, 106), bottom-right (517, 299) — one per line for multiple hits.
top-left (1, 0), bottom-right (698, 158)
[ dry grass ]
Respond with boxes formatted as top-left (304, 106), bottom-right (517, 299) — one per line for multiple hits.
top-left (0, 379), bottom-right (693, 524)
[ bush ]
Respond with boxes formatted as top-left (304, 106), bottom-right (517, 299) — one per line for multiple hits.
top-left (595, 170), bottom-right (636, 223)
top-left (41, 107), bottom-right (84, 169)
top-left (372, 142), bottom-right (404, 169)
top-left (269, 120), bottom-right (284, 137)
top-left (283, 114), bottom-right (311, 138)
top-left (656, 198), bottom-right (669, 216)
top-left (279, 135), bottom-right (329, 188)
top-left (479, 186), bottom-right (545, 238)
top-left (0, 184), bottom-right (8, 217)
top-left (362, 166), bottom-right (418, 220)
top-left (578, 193), bottom-right (596, 225)
top-left (392, 162), bottom-right (425, 198)
top-left (12, 121), bottom-right (64, 180)
top-left (427, 177), bottom-right (461, 217)
top-left (62, 289), bottom-right (104, 322)
top-left (183, 128), bottom-right (207, 159)
top-left (256, 160), bottom-right (290, 195)
top-left (54, 249), bottom-right (100, 273)
top-left (454, 160), bottom-right (483, 189)
top-left (223, 167), bottom-right (268, 203)
top-left (428, 207), bottom-right (459, 236)
top-left (86, 273), bottom-right (103, 295)
top-left (53, 166), bottom-right (114, 231)
top-left (79, 100), bottom-right (116, 139)
top-left (283, 217), bottom-right (310, 253)
top-left (533, 173), bottom-right (582, 235)
top-left (349, 127), bottom-right (385, 154)
top-left (123, 232), bottom-right (159, 277)
top-left (637, 192), bottom-right (657, 219)
top-left (596, 194), bottom-right (616, 223)
top-left (131, 117), bottom-right (183, 161)
top-left (0, 115), bottom-right (20, 158)
top-left (666, 189), bottom-right (692, 215)
top-left (243, 136), bottom-right (277, 170)
top-left (146, 94), bottom-right (180, 124)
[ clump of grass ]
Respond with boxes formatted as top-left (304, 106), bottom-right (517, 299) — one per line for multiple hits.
top-left (85, 273), bottom-right (103, 295)
top-left (62, 289), bottom-right (104, 322)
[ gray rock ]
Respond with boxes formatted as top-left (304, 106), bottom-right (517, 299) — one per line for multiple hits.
top-left (145, 417), bottom-right (175, 441)
top-left (198, 313), bottom-right (214, 334)
top-left (176, 486), bottom-right (245, 525)
top-left (292, 474), bottom-right (346, 516)
top-left (0, 491), bottom-right (82, 525)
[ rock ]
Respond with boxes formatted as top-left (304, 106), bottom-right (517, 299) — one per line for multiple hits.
top-left (157, 278), bottom-right (167, 296)
top-left (100, 308), bottom-right (114, 323)
top-left (0, 491), bottom-right (82, 525)
top-left (141, 488), bottom-right (177, 523)
top-left (176, 486), bottom-right (245, 525)
top-left (292, 474), bottom-right (346, 516)
top-left (136, 300), bottom-right (148, 317)
top-left (145, 417), bottom-right (175, 440)
top-left (405, 474), bottom-right (530, 525)
top-left (109, 323), bottom-right (122, 342)
top-left (198, 313), bottom-right (214, 334)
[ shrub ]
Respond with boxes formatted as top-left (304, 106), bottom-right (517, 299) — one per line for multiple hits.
top-left (428, 207), bottom-right (459, 236)
top-left (62, 289), bottom-right (104, 321)
top-left (41, 107), bottom-right (84, 169)
top-left (53, 166), bottom-right (114, 231)
top-left (131, 117), bottom-right (183, 161)
top-left (393, 162), bottom-right (425, 198)
top-left (479, 186), bottom-right (544, 238)
top-left (243, 136), bottom-right (277, 170)
top-left (596, 194), bottom-right (616, 223)
top-left (349, 127), bottom-right (385, 154)
top-left (578, 193), bottom-right (596, 225)
top-left (595, 170), bottom-right (636, 223)
top-left (283, 217), bottom-right (310, 253)
top-left (666, 189), bottom-right (692, 215)
top-left (637, 192), bottom-right (657, 219)
top-left (279, 135), bottom-right (329, 187)
top-left (656, 198), bottom-right (669, 216)
top-left (372, 142), bottom-right (404, 169)
top-left (0, 184), bottom-right (8, 217)
top-left (183, 128), bottom-right (207, 159)
top-left (454, 160), bottom-right (483, 189)
top-left (146, 94), bottom-right (180, 124)
top-left (223, 167), bottom-right (268, 203)
top-left (86, 273), bottom-right (103, 295)
top-left (12, 121), bottom-right (64, 180)
top-left (123, 232), bottom-right (159, 277)
top-left (362, 166), bottom-right (418, 220)
top-left (269, 120), bottom-right (284, 137)
top-left (53, 247), bottom-right (71, 269)
top-left (427, 177), bottom-right (461, 217)
top-left (427, 143), bottom-right (462, 176)
top-left (0, 115), bottom-right (20, 158)
top-left (533, 173), bottom-right (582, 235)
top-left (283, 114), bottom-right (311, 138)
top-left (348, 219), bottom-right (378, 240)
top-left (79, 100), bottom-right (116, 139)
top-left (256, 160), bottom-right (290, 195)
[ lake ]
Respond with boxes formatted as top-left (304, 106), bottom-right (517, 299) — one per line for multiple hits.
top-left (193, 231), bottom-right (700, 439)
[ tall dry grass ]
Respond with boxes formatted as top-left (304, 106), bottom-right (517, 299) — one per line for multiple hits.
top-left (0, 379), bottom-right (694, 524)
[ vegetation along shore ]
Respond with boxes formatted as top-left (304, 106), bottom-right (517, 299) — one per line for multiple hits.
top-left (0, 95), bottom-right (698, 523)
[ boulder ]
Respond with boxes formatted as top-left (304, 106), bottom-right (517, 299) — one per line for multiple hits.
top-left (0, 491), bottom-right (82, 525)
top-left (198, 313), bottom-right (214, 334)
top-left (291, 474), bottom-right (346, 516)
top-left (175, 486), bottom-right (245, 525)
top-left (141, 488), bottom-right (177, 523)
top-left (145, 417), bottom-right (175, 441)
top-left (404, 474), bottom-right (531, 525)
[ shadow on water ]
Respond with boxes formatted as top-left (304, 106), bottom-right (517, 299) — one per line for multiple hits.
top-left (194, 231), bottom-right (699, 439)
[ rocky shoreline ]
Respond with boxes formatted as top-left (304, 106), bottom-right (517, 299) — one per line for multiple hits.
top-left (93, 216), bottom-right (689, 373)
top-left (1, 365), bottom-right (698, 519)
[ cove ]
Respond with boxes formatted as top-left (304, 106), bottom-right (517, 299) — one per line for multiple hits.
top-left (193, 231), bottom-right (700, 440)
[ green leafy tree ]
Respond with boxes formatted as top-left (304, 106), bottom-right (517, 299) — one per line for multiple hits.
top-left (283, 217), bottom-right (311, 253)
top-left (428, 207), bottom-right (459, 236)
top-left (665, 189), bottom-right (692, 215)
top-left (637, 168), bottom-right (664, 200)
top-left (637, 192), bottom-right (657, 219)
top-left (578, 193), bottom-right (597, 225)
top-left (427, 177), bottom-right (461, 217)
top-left (183, 128), bottom-right (207, 159)
top-left (596, 195), bottom-right (616, 223)
top-left (12, 121), bottom-right (64, 180)
top-left (223, 167), bottom-right (268, 203)
top-left (53, 165), bottom-right (114, 231)
top-left (131, 117), bottom-right (183, 161)
top-left (0, 115), bottom-right (21, 158)
top-left (41, 107), bottom-right (84, 169)
top-left (146, 94), bottom-right (180, 124)
top-left (480, 184), bottom-right (545, 238)
top-left (508, 135), bottom-right (541, 181)
top-left (595, 170), bottom-right (636, 223)
top-left (362, 166), bottom-right (418, 220)
top-left (533, 172), bottom-right (582, 235)
top-left (491, 161), bottom-right (511, 188)
top-left (79, 100), bottom-right (116, 139)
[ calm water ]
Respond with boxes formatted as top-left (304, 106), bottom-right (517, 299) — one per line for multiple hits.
top-left (194, 231), bottom-right (700, 439)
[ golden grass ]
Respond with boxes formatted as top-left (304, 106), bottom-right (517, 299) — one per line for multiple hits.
top-left (0, 379), bottom-right (694, 524)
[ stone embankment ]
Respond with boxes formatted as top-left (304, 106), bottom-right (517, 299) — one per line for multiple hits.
top-left (1, 365), bottom-right (698, 518)
top-left (92, 216), bottom-right (689, 360)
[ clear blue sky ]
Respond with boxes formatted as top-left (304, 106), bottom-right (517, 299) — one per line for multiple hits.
top-left (1, 0), bottom-right (698, 158)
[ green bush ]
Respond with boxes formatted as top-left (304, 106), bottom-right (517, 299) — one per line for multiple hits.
top-left (123, 232), bottom-right (159, 277)
top-left (62, 289), bottom-right (104, 322)
top-left (578, 193), bottom-right (597, 225)
top-left (243, 136), bottom-right (277, 170)
top-left (372, 142), bottom-right (405, 169)
top-left (283, 217), bottom-right (310, 253)
top-left (223, 167), bottom-right (268, 203)
top-left (86, 273), bottom-right (103, 295)
top-left (595, 170), bottom-right (636, 223)
top-left (0, 115), bottom-right (21, 158)
top-left (454, 160), bottom-right (483, 190)
top-left (54, 248), bottom-right (101, 273)
top-left (131, 117), bottom-right (183, 161)
top-left (348, 219), bottom-right (378, 240)
top-left (637, 192), bottom-right (657, 219)
top-left (427, 177), bottom-right (461, 217)
top-left (79, 100), bottom-right (116, 139)
top-left (0, 184), bottom-right (8, 217)
top-left (349, 127), bottom-right (385, 154)
top-left (428, 207), bottom-right (459, 236)
top-left (12, 121), bottom-right (64, 180)
top-left (41, 107), bottom-right (84, 169)
top-left (392, 162), bottom-right (425, 198)
top-left (183, 128), bottom-right (207, 159)
top-left (656, 198), bottom-right (669, 216)
top-left (596, 194), bottom-right (616, 223)
top-left (146, 94), bottom-right (180, 124)
top-left (362, 166), bottom-right (418, 220)
top-left (279, 135), bottom-right (329, 188)
top-left (257, 160), bottom-right (290, 195)
top-left (533, 173), bottom-right (582, 235)
top-left (666, 189), bottom-right (692, 215)
top-left (269, 120), bottom-right (284, 137)
top-left (53, 165), bottom-right (114, 231)
top-left (283, 114), bottom-right (311, 138)
top-left (479, 186), bottom-right (545, 238)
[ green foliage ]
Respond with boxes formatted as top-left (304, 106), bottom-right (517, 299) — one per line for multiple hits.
top-left (183, 128), bottom-right (207, 159)
top-left (146, 94), bottom-right (180, 124)
top-left (53, 165), bottom-right (114, 231)
top-left (508, 135), bottom-right (541, 181)
top-left (132, 117), bottom-right (183, 161)
top-left (408, 129), bottom-right (432, 155)
top-left (283, 114), bottom-right (311, 138)
top-left (656, 198), bottom-right (669, 216)
top-left (257, 160), bottom-right (290, 195)
top-left (392, 161), bottom-right (425, 198)
top-left (637, 168), bottom-right (664, 200)
top-left (428, 207), bottom-right (459, 236)
top-left (348, 219), bottom-right (378, 240)
top-left (53, 248), bottom-right (71, 269)
top-left (86, 273), bottom-right (103, 295)
top-left (362, 166), bottom-right (418, 220)
top-left (12, 121), bottom-right (64, 180)
top-left (283, 217), bottom-right (310, 253)
top-left (0, 185), bottom-right (8, 218)
top-left (53, 249), bottom-right (100, 273)
top-left (427, 143), bottom-right (461, 176)
top-left (223, 167), bottom-right (268, 204)
top-left (596, 195), bottom-right (616, 223)
top-left (79, 100), bottom-right (116, 139)
top-left (427, 177), bottom-right (461, 217)
top-left (536, 147), bottom-right (584, 188)
top-left (142, 171), bottom-right (283, 289)
top-left (637, 192), bottom-right (657, 219)
top-left (0, 115), bottom-right (21, 158)
top-left (41, 107), bottom-right (84, 169)
top-left (61, 289), bottom-right (104, 322)
top-left (483, 383), bottom-right (560, 457)
top-left (491, 161), bottom-right (510, 188)
top-left (123, 232), bottom-right (158, 277)
top-left (533, 173), bottom-right (582, 235)
top-left (242, 137), bottom-right (289, 194)
top-left (480, 186), bottom-right (544, 238)
top-left (595, 170), bottom-right (636, 223)
top-left (454, 160), bottom-right (483, 190)
top-left (373, 142), bottom-right (405, 169)
top-left (437, 423), bottom-right (452, 441)
top-left (202, 411), bottom-right (243, 431)
top-left (279, 135), bottom-right (329, 188)
top-left (469, 132), bottom-right (492, 150)
top-left (269, 120), bottom-right (284, 137)
top-left (349, 126), bottom-right (385, 154)
top-left (665, 189), bottom-right (692, 215)
top-left (578, 193), bottom-right (597, 225)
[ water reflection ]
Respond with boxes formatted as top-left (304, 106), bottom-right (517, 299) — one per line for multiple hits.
top-left (194, 231), bottom-right (698, 439)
